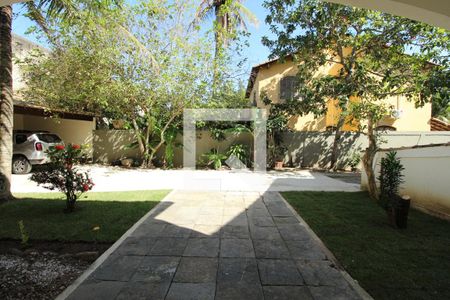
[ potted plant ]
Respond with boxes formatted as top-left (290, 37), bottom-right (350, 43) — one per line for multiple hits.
top-left (274, 145), bottom-right (286, 170)
top-left (378, 151), bottom-right (409, 228)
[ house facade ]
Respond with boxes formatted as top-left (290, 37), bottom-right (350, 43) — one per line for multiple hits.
top-left (245, 56), bottom-right (432, 132)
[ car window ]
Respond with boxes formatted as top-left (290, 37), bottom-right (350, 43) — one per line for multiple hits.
top-left (36, 134), bottom-right (62, 143)
top-left (15, 134), bottom-right (28, 144)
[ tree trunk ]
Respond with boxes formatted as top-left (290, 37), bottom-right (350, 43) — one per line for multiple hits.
top-left (329, 115), bottom-right (346, 171)
top-left (0, 5), bottom-right (14, 202)
top-left (362, 117), bottom-right (379, 200)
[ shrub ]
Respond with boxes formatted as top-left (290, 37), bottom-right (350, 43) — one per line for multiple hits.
top-left (378, 151), bottom-right (404, 210)
top-left (227, 144), bottom-right (250, 167)
top-left (201, 149), bottom-right (227, 170)
top-left (30, 144), bottom-right (94, 212)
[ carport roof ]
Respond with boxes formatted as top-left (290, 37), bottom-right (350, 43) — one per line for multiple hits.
top-left (14, 101), bottom-right (96, 121)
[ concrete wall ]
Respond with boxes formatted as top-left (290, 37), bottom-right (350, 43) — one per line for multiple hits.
top-left (14, 113), bottom-right (96, 156)
top-left (361, 144), bottom-right (450, 219)
top-left (282, 131), bottom-right (450, 169)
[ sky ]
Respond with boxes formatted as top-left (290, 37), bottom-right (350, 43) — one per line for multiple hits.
top-left (11, 0), bottom-right (275, 83)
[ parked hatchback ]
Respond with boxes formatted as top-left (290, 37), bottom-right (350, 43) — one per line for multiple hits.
top-left (12, 130), bottom-right (63, 174)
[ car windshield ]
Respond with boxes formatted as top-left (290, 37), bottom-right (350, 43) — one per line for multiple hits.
top-left (36, 134), bottom-right (62, 143)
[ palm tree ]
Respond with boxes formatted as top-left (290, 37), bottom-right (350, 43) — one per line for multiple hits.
top-left (195, 0), bottom-right (258, 65)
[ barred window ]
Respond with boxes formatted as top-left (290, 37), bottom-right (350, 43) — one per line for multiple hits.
top-left (280, 76), bottom-right (299, 100)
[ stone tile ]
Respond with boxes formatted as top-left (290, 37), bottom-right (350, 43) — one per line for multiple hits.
top-left (66, 280), bottom-right (125, 300)
top-left (220, 238), bottom-right (255, 258)
top-left (249, 226), bottom-right (282, 240)
top-left (220, 225), bottom-right (250, 239)
top-left (263, 286), bottom-right (313, 300)
top-left (216, 282), bottom-right (264, 300)
top-left (222, 214), bottom-right (248, 226)
top-left (166, 283), bottom-right (216, 300)
top-left (195, 214), bottom-right (223, 226)
top-left (223, 206), bottom-right (245, 216)
top-left (273, 216), bottom-right (300, 225)
top-left (148, 237), bottom-right (188, 256)
top-left (92, 255), bottom-right (143, 281)
top-left (160, 224), bottom-right (193, 238)
top-left (247, 207), bottom-right (270, 218)
top-left (296, 260), bottom-right (347, 286)
top-left (257, 259), bottom-right (304, 286)
top-left (253, 238), bottom-right (290, 259)
top-left (116, 281), bottom-right (170, 300)
top-left (217, 258), bottom-right (260, 284)
top-left (285, 240), bottom-right (327, 260)
top-left (131, 223), bottom-right (167, 238)
top-left (200, 206), bottom-right (223, 215)
top-left (116, 237), bottom-right (155, 256)
top-left (277, 223), bottom-right (312, 241)
top-left (174, 257), bottom-right (218, 283)
top-left (308, 286), bottom-right (361, 300)
top-left (183, 238), bottom-right (220, 257)
top-left (191, 225), bottom-right (221, 238)
top-left (131, 256), bottom-right (179, 283)
top-left (262, 192), bottom-right (285, 203)
top-left (249, 216), bottom-right (276, 227)
top-left (266, 203), bottom-right (294, 217)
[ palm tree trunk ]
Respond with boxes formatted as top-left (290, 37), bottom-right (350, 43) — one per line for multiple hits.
top-left (0, 5), bottom-right (14, 202)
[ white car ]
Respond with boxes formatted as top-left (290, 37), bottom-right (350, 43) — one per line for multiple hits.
top-left (12, 131), bottom-right (63, 174)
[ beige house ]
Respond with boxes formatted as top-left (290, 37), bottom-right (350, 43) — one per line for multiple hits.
top-left (12, 34), bottom-right (96, 153)
top-left (245, 56), bottom-right (432, 132)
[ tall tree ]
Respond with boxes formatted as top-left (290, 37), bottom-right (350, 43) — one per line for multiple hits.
top-left (263, 0), bottom-right (449, 198)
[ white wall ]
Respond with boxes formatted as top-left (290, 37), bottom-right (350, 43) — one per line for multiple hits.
top-left (361, 144), bottom-right (450, 219)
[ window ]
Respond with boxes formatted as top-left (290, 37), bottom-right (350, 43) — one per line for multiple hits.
top-left (15, 134), bottom-right (27, 144)
top-left (326, 126), bottom-right (337, 132)
top-left (252, 91), bottom-right (257, 107)
top-left (280, 76), bottom-right (299, 100)
top-left (375, 125), bottom-right (396, 132)
top-left (37, 134), bottom-right (62, 143)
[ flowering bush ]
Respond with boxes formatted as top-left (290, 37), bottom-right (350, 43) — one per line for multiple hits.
top-left (30, 144), bottom-right (94, 212)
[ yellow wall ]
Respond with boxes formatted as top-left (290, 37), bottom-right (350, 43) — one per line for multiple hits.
top-left (249, 58), bottom-right (431, 132)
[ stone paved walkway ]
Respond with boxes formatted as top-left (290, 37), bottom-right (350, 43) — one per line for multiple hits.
top-left (62, 191), bottom-right (365, 300)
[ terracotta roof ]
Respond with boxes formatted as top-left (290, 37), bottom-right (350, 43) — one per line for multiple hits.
top-left (14, 100), bottom-right (96, 121)
top-left (430, 118), bottom-right (450, 131)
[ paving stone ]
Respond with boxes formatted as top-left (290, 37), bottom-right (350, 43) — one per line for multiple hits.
top-left (116, 281), bottom-right (170, 300)
top-left (131, 256), bottom-right (179, 283)
top-left (191, 225), bottom-right (221, 237)
top-left (174, 257), bottom-right (218, 283)
top-left (220, 225), bottom-right (250, 239)
top-left (257, 259), bottom-right (304, 286)
top-left (263, 192), bottom-right (285, 203)
top-left (131, 223), bottom-right (167, 238)
top-left (308, 285), bottom-right (361, 300)
top-left (220, 238), bottom-right (255, 258)
top-left (148, 237), bottom-right (189, 256)
top-left (217, 258), bottom-right (260, 283)
top-left (223, 206), bottom-right (245, 216)
top-left (222, 214), bottom-right (248, 226)
top-left (92, 255), bottom-right (143, 281)
top-left (253, 238), bottom-right (290, 259)
top-left (166, 283), bottom-right (216, 300)
top-left (278, 223), bottom-right (312, 241)
top-left (249, 216), bottom-right (275, 227)
top-left (296, 260), bottom-right (348, 286)
top-left (273, 216), bottom-right (300, 225)
top-left (183, 238), bottom-right (220, 257)
top-left (160, 224), bottom-right (193, 238)
top-left (216, 282), bottom-right (264, 300)
top-left (246, 207), bottom-right (270, 218)
top-left (249, 226), bottom-right (282, 240)
top-left (195, 214), bottom-right (223, 226)
top-left (263, 286), bottom-right (313, 300)
top-left (266, 203), bottom-right (294, 217)
top-left (200, 206), bottom-right (223, 215)
top-left (66, 280), bottom-right (125, 300)
top-left (115, 237), bottom-right (155, 256)
top-left (285, 240), bottom-right (327, 260)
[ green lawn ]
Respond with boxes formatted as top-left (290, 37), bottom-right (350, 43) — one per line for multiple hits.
top-left (282, 191), bottom-right (450, 300)
top-left (0, 190), bottom-right (170, 242)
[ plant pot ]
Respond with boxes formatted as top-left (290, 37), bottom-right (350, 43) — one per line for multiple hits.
top-left (120, 158), bottom-right (133, 168)
top-left (396, 195), bottom-right (411, 229)
top-left (274, 161), bottom-right (283, 170)
top-left (387, 207), bottom-right (398, 228)
top-left (112, 119), bottom-right (125, 129)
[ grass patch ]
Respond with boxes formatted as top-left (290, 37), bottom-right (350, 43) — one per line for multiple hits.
top-left (282, 191), bottom-right (450, 300)
top-left (0, 190), bottom-right (170, 243)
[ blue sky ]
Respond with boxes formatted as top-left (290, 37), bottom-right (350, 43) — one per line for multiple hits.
top-left (11, 1), bottom-right (274, 83)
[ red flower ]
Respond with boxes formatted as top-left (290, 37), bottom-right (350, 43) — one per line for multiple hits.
top-left (72, 144), bottom-right (81, 150)
top-left (55, 144), bottom-right (65, 150)
top-left (83, 184), bottom-right (90, 192)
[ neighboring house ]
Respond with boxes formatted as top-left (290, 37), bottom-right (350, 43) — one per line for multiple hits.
top-left (12, 34), bottom-right (96, 154)
top-left (245, 55), bottom-right (432, 132)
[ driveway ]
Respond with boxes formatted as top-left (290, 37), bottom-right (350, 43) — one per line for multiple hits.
top-left (59, 191), bottom-right (367, 300)
top-left (12, 166), bottom-right (360, 193)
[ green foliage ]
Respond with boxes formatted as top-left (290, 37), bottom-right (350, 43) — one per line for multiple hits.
top-left (30, 144), bottom-right (94, 212)
top-left (378, 151), bottom-right (405, 210)
top-left (227, 143), bottom-right (250, 166)
top-left (18, 220), bottom-right (30, 248)
top-left (202, 149), bottom-right (227, 170)
top-left (348, 151), bottom-right (361, 170)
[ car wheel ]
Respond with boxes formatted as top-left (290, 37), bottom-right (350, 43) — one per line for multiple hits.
top-left (12, 156), bottom-right (32, 174)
